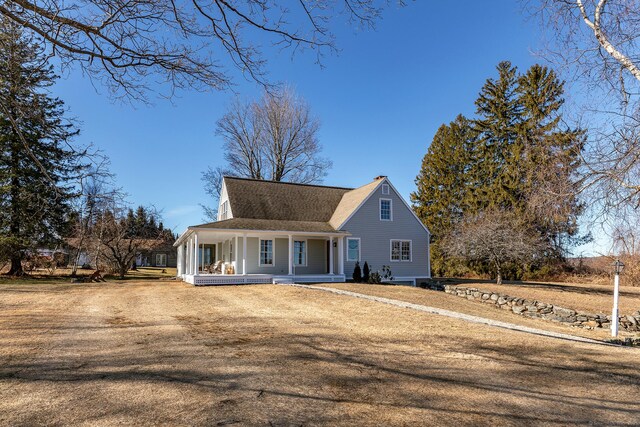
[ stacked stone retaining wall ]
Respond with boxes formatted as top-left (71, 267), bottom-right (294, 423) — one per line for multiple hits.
top-left (422, 282), bottom-right (640, 332)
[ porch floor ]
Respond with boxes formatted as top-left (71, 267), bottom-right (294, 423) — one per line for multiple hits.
top-left (182, 273), bottom-right (346, 286)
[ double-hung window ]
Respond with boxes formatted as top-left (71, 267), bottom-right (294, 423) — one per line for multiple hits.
top-left (219, 201), bottom-right (229, 220)
top-left (259, 239), bottom-right (274, 266)
top-left (347, 238), bottom-right (360, 262)
top-left (391, 240), bottom-right (411, 262)
top-left (380, 198), bottom-right (392, 221)
top-left (294, 240), bottom-right (306, 266)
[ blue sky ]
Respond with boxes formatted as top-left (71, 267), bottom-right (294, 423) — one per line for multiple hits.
top-left (51, 2), bottom-right (557, 240)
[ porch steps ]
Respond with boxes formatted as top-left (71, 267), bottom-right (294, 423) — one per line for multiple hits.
top-left (272, 276), bottom-right (295, 284)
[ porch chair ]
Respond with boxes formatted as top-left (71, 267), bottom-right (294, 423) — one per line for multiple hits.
top-left (208, 260), bottom-right (223, 274)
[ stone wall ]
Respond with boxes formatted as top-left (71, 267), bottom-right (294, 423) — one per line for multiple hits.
top-left (421, 282), bottom-right (640, 332)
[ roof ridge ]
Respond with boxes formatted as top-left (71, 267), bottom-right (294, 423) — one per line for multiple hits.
top-left (223, 175), bottom-right (354, 191)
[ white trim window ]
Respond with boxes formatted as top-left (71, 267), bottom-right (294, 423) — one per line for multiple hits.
top-left (380, 198), bottom-right (392, 221)
top-left (294, 240), bottom-right (307, 266)
top-left (259, 239), bottom-right (274, 266)
top-left (390, 240), bottom-right (411, 262)
top-left (381, 184), bottom-right (390, 195)
top-left (346, 237), bottom-right (361, 262)
top-left (219, 200), bottom-right (229, 220)
top-left (156, 253), bottom-right (167, 267)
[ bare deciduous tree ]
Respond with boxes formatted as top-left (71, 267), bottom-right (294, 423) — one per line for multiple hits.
top-left (202, 87), bottom-right (331, 219)
top-left (531, 0), bottom-right (640, 234)
top-left (443, 209), bottom-right (545, 285)
top-left (0, 1), bottom-right (403, 100)
top-left (86, 204), bottom-right (167, 279)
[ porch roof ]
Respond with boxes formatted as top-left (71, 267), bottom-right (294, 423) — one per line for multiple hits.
top-left (190, 218), bottom-right (349, 234)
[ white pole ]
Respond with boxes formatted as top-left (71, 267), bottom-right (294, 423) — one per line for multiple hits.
top-left (329, 237), bottom-right (334, 275)
top-left (187, 238), bottom-right (191, 275)
top-left (338, 236), bottom-right (344, 275)
top-left (235, 235), bottom-right (239, 274)
top-left (288, 234), bottom-right (293, 275)
top-left (612, 272), bottom-right (620, 337)
top-left (194, 233), bottom-right (199, 275)
top-left (242, 234), bottom-right (247, 275)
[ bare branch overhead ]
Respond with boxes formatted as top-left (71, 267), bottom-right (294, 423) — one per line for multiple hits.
top-left (0, 1), bottom-right (402, 100)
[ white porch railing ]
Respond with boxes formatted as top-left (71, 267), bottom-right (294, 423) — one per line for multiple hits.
top-left (182, 274), bottom-right (346, 286)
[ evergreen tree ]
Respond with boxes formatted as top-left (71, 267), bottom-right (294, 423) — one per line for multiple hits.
top-left (362, 261), bottom-right (370, 283)
top-left (515, 65), bottom-right (585, 259)
top-left (472, 61), bottom-right (523, 211)
top-left (352, 261), bottom-right (362, 283)
top-left (413, 61), bottom-right (585, 278)
top-left (0, 20), bottom-right (85, 275)
top-left (411, 115), bottom-right (475, 276)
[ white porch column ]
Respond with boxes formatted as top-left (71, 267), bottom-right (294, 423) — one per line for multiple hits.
top-left (329, 237), bottom-right (334, 275)
top-left (187, 237), bottom-right (192, 275)
top-left (235, 235), bottom-right (239, 273)
top-left (338, 236), bottom-right (344, 275)
top-left (177, 245), bottom-right (183, 276)
top-left (242, 234), bottom-right (247, 275)
top-left (288, 234), bottom-right (293, 275)
top-left (194, 232), bottom-right (199, 275)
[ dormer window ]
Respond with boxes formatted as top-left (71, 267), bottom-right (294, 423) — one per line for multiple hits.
top-left (380, 198), bottom-right (392, 221)
top-left (219, 201), bottom-right (229, 220)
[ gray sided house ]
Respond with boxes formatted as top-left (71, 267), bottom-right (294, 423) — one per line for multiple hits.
top-left (175, 176), bottom-right (430, 285)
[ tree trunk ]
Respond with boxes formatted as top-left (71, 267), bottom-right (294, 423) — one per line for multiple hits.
top-left (495, 261), bottom-right (503, 285)
top-left (7, 254), bottom-right (23, 276)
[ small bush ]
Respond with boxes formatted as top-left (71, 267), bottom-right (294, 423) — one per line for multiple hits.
top-left (368, 271), bottom-right (381, 284)
top-left (381, 265), bottom-right (393, 282)
top-left (363, 261), bottom-right (370, 283)
top-left (352, 261), bottom-right (362, 283)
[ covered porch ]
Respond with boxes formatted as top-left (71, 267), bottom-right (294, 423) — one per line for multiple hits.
top-left (176, 229), bottom-right (348, 285)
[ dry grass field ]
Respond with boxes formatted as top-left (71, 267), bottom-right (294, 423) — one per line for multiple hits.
top-left (0, 280), bottom-right (639, 426)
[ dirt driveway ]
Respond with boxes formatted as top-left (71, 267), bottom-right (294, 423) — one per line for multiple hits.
top-left (0, 281), bottom-right (639, 426)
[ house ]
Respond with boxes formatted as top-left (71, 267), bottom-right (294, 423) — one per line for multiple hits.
top-left (174, 175), bottom-right (431, 285)
top-left (135, 241), bottom-right (177, 268)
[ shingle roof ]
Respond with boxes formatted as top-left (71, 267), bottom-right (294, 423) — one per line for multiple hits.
top-left (224, 177), bottom-right (352, 222)
top-left (189, 176), bottom-right (382, 234)
top-left (192, 218), bottom-right (348, 233)
top-left (329, 180), bottom-right (382, 229)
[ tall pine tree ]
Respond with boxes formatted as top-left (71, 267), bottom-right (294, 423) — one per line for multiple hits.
top-left (0, 20), bottom-right (85, 275)
top-left (413, 62), bottom-right (585, 277)
top-left (411, 115), bottom-right (476, 276)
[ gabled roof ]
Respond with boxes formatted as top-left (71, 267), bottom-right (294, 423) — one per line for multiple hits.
top-left (329, 180), bottom-right (382, 229)
top-left (175, 176), bottom-right (390, 243)
top-left (224, 176), bottom-right (352, 222)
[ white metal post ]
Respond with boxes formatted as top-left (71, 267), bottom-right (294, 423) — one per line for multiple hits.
top-left (338, 236), bottom-right (344, 275)
top-left (612, 272), bottom-right (620, 337)
top-left (329, 237), bottom-right (334, 275)
top-left (288, 234), bottom-right (294, 275)
top-left (242, 234), bottom-right (247, 275)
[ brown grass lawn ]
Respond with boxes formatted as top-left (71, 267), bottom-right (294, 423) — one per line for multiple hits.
top-left (432, 279), bottom-right (640, 315)
top-left (0, 281), bottom-right (639, 426)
